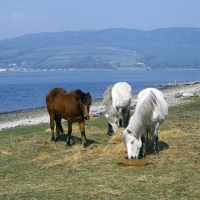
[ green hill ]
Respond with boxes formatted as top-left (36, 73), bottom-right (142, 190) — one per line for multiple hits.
top-left (0, 28), bottom-right (200, 71)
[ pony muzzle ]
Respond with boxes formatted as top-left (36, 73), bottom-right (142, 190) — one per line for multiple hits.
top-left (84, 116), bottom-right (90, 120)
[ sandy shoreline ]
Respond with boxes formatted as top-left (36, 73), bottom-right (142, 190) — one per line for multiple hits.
top-left (1, 83), bottom-right (200, 131)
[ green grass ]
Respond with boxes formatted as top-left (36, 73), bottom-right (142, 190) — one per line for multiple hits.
top-left (0, 99), bottom-right (200, 199)
top-left (13, 45), bottom-right (141, 69)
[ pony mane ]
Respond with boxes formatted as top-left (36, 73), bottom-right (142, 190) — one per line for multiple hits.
top-left (102, 86), bottom-right (113, 113)
top-left (74, 89), bottom-right (92, 105)
top-left (129, 91), bottom-right (157, 138)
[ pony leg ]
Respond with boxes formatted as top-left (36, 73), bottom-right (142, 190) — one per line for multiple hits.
top-left (122, 107), bottom-right (130, 127)
top-left (118, 109), bottom-right (123, 127)
top-left (66, 121), bottom-right (72, 147)
top-left (139, 129), bottom-right (153, 158)
top-left (79, 121), bottom-right (87, 147)
top-left (139, 133), bottom-right (146, 159)
top-left (146, 128), bottom-right (153, 152)
top-left (152, 124), bottom-right (160, 154)
top-left (54, 114), bottom-right (63, 142)
top-left (49, 111), bottom-right (56, 142)
top-left (119, 118), bottom-right (123, 127)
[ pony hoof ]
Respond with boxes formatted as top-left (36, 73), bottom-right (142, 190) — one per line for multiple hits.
top-left (137, 155), bottom-right (144, 159)
top-left (153, 151), bottom-right (159, 156)
top-left (84, 116), bottom-right (90, 120)
top-left (55, 136), bottom-right (60, 142)
top-left (66, 145), bottom-right (71, 149)
top-left (83, 143), bottom-right (88, 148)
top-left (106, 132), bottom-right (113, 136)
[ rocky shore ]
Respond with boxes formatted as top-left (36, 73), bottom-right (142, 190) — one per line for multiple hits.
top-left (1, 82), bottom-right (200, 131)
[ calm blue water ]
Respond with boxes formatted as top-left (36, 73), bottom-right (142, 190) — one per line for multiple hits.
top-left (0, 70), bottom-right (199, 113)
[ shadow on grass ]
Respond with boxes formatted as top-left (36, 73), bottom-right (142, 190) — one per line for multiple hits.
top-left (158, 140), bottom-right (169, 151)
top-left (57, 133), bottom-right (98, 147)
top-left (145, 140), bottom-right (169, 156)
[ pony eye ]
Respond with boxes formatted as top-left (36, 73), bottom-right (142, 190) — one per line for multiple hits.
top-left (131, 141), bottom-right (134, 144)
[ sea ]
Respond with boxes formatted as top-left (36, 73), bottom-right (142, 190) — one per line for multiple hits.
top-left (0, 70), bottom-right (199, 113)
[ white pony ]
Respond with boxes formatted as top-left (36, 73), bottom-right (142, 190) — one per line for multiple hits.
top-left (122, 88), bottom-right (168, 159)
top-left (102, 82), bottom-right (132, 135)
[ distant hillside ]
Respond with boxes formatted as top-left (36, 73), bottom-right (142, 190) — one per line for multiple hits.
top-left (0, 28), bottom-right (200, 71)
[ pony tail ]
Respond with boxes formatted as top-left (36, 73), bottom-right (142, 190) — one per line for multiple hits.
top-left (102, 86), bottom-right (113, 112)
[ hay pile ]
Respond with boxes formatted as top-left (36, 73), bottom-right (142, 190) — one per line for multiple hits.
top-left (0, 150), bottom-right (12, 156)
top-left (41, 130), bottom-right (127, 167)
top-left (33, 153), bottom-right (49, 161)
top-left (65, 132), bottom-right (126, 165)
top-left (41, 128), bottom-right (186, 167)
top-left (159, 129), bottom-right (185, 140)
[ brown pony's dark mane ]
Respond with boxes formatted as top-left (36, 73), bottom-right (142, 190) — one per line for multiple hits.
top-left (72, 89), bottom-right (92, 105)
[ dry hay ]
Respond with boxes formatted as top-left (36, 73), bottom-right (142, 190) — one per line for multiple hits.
top-left (33, 153), bottom-right (49, 161)
top-left (45, 124), bottom-right (68, 133)
top-left (44, 160), bottom-right (65, 168)
top-left (13, 136), bottom-right (29, 142)
top-left (61, 142), bottom-right (126, 166)
top-left (159, 129), bottom-right (186, 140)
top-left (42, 132), bottom-right (127, 168)
top-left (118, 159), bottom-right (149, 166)
top-left (137, 175), bottom-right (148, 182)
top-left (108, 131), bottom-right (123, 144)
top-left (191, 163), bottom-right (200, 171)
top-left (0, 150), bottom-right (12, 156)
top-left (42, 129), bottom-right (187, 167)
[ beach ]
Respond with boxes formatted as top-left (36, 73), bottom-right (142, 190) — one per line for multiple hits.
top-left (1, 83), bottom-right (200, 131)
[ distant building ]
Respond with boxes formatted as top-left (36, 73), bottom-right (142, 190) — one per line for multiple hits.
top-left (0, 68), bottom-right (6, 72)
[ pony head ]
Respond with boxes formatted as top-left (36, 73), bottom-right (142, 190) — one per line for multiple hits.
top-left (105, 114), bottom-right (119, 135)
top-left (82, 92), bottom-right (92, 120)
top-left (122, 129), bottom-right (142, 159)
top-left (76, 90), bottom-right (92, 120)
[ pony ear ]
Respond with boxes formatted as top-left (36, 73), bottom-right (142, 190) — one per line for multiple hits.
top-left (87, 92), bottom-right (91, 97)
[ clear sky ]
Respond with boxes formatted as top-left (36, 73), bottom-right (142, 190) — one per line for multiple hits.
top-left (0, 0), bottom-right (200, 40)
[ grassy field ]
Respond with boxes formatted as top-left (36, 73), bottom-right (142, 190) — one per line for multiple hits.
top-left (0, 98), bottom-right (200, 199)
top-left (16, 45), bottom-right (141, 70)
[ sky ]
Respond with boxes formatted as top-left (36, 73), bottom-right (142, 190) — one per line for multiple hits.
top-left (0, 0), bottom-right (200, 41)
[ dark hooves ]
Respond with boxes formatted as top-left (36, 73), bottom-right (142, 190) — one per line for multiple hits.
top-left (83, 142), bottom-right (88, 148)
top-left (51, 135), bottom-right (61, 143)
top-left (137, 155), bottom-right (145, 159)
top-left (106, 132), bottom-right (113, 136)
top-left (154, 151), bottom-right (159, 156)
top-left (55, 136), bottom-right (61, 142)
top-left (51, 136), bottom-right (56, 142)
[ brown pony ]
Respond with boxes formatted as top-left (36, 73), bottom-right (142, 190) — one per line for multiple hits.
top-left (46, 87), bottom-right (92, 147)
